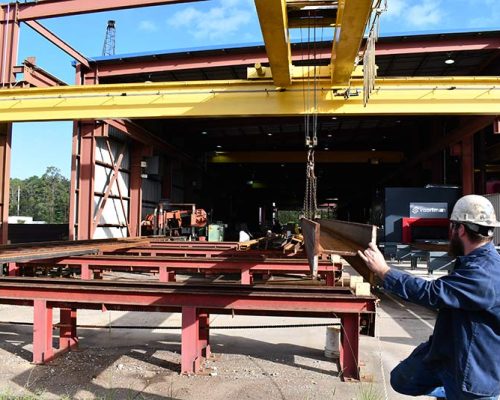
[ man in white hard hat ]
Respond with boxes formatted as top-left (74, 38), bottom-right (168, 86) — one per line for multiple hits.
top-left (359, 195), bottom-right (500, 399)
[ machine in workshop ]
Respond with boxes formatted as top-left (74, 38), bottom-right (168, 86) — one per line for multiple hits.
top-left (141, 203), bottom-right (207, 237)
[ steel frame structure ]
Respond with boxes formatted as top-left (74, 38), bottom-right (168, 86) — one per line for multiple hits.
top-left (18, 254), bottom-right (341, 285)
top-left (0, 277), bottom-right (376, 380)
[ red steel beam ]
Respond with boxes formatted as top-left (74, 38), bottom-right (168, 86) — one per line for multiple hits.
top-left (48, 255), bottom-right (339, 273)
top-left (0, 277), bottom-right (375, 379)
top-left (94, 36), bottom-right (500, 78)
top-left (105, 119), bottom-right (195, 164)
top-left (0, 278), bottom-right (375, 314)
top-left (3, 0), bottom-right (205, 21)
top-left (13, 58), bottom-right (67, 87)
top-left (23, 20), bottom-right (90, 69)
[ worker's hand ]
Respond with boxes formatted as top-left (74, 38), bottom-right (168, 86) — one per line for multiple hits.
top-left (357, 242), bottom-right (390, 279)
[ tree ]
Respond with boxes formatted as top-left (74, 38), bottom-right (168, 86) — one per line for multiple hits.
top-left (9, 167), bottom-right (70, 223)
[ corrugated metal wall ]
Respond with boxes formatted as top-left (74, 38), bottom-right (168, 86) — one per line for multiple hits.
top-left (485, 193), bottom-right (500, 245)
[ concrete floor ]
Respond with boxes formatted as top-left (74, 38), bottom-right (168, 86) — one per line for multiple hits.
top-left (0, 261), bottom-right (443, 399)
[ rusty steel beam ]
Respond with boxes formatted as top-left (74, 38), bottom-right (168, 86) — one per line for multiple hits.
top-left (300, 218), bottom-right (320, 277)
top-left (318, 220), bottom-right (377, 286)
top-left (23, 20), bottom-right (90, 68)
top-left (3, 0), bottom-right (205, 21)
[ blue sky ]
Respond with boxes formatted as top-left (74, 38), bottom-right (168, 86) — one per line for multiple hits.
top-left (11, 0), bottom-right (500, 179)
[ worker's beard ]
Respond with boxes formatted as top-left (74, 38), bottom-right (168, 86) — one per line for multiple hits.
top-left (448, 230), bottom-right (464, 258)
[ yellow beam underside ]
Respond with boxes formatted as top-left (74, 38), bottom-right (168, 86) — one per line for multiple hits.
top-left (209, 151), bottom-right (404, 164)
top-left (0, 77), bottom-right (498, 122)
top-left (331, 0), bottom-right (373, 85)
top-left (254, 0), bottom-right (292, 87)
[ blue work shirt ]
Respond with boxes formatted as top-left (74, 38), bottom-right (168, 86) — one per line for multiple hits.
top-left (384, 242), bottom-right (500, 397)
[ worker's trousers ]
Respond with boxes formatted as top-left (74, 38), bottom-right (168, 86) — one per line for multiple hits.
top-left (390, 343), bottom-right (499, 399)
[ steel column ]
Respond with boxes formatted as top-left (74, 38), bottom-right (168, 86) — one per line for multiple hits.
top-left (59, 308), bottom-right (78, 351)
top-left (340, 314), bottom-right (360, 381)
top-left (0, 123), bottom-right (11, 243)
top-left (241, 268), bottom-right (251, 285)
top-left (129, 145), bottom-right (152, 237)
top-left (462, 136), bottom-right (474, 195)
top-left (181, 306), bottom-right (201, 374)
top-left (74, 122), bottom-right (98, 239)
top-left (33, 299), bottom-right (53, 364)
top-left (0, 8), bottom-right (19, 87)
top-left (198, 312), bottom-right (211, 359)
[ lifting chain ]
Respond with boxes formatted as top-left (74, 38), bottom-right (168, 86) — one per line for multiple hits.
top-left (303, 148), bottom-right (318, 220)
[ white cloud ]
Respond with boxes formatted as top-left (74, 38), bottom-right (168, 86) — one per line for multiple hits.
top-left (167, 0), bottom-right (253, 40)
top-left (382, 0), bottom-right (444, 28)
top-left (406, 0), bottom-right (443, 27)
top-left (138, 20), bottom-right (159, 32)
top-left (384, 0), bottom-right (406, 18)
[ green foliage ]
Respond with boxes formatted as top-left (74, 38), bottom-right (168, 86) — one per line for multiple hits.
top-left (9, 167), bottom-right (70, 224)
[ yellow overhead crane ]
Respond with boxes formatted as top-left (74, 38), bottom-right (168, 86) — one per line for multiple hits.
top-left (0, 0), bottom-right (498, 122)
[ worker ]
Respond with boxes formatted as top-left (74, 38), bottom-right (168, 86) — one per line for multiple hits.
top-left (358, 194), bottom-right (500, 400)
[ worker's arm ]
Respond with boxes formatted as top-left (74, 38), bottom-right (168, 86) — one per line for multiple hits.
top-left (358, 243), bottom-right (495, 310)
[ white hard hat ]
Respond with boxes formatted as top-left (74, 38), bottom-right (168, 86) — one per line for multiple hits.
top-left (450, 195), bottom-right (500, 228)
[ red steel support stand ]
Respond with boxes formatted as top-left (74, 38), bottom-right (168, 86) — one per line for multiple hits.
top-left (33, 299), bottom-right (54, 364)
top-left (181, 306), bottom-right (201, 374)
top-left (159, 267), bottom-right (176, 282)
top-left (340, 314), bottom-right (360, 381)
top-left (81, 264), bottom-right (91, 280)
top-left (241, 268), bottom-right (251, 285)
top-left (8, 262), bottom-right (19, 276)
top-left (325, 271), bottom-right (335, 286)
top-left (59, 308), bottom-right (78, 351)
top-left (198, 313), bottom-right (211, 359)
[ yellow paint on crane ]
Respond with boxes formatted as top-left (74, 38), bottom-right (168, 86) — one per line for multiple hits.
top-left (0, 77), bottom-right (497, 121)
top-left (254, 0), bottom-right (292, 87)
top-left (331, 0), bottom-right (374, 85)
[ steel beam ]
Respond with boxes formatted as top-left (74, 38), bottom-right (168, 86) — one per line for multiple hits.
top-left (254, 0), bottom-right (291, 87)
top-left (93, 36), bottom-right (500, 79)
top-left (331, 0), bottom-right (373, 85)
top-left (3, 0), bottom-right (205, 21)
top-left (13, 58), bottom-right (67, 87)
top-left (0, 78), bottom-right (498, 121)
top-left (23, 20), bottom-right (90, 69)
top-left (105, 119), bottom-right (195, 164)
top-left (209, 150), bottom-right (404, 164)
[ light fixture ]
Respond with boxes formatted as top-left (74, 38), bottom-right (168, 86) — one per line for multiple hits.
top-left (331, 116), bottom-right (337, 120)
top-left (267, 133), bottom-right (273, 136)
top-left (371, 148), bottom-right (376, 152)
top-left (280, 164), bottom-right (285, 167)
top-left (445, 58), bottom-right (455, 65)
top-left (201, 131), bottom-right (207, 135)
top-left (328, 134), bottom-right (332, 137)
top-left (324, 147), bottom-right (329, 151)
top-left (216, 145), bottom-right (222, 148)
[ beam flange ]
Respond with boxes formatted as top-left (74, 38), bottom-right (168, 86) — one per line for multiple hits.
top-left (331, 0), bottom-right (373, 85)
top-left (254, 0), bottom-right (292, 87)
top-left (0, 77), bottom-right (498, 121)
